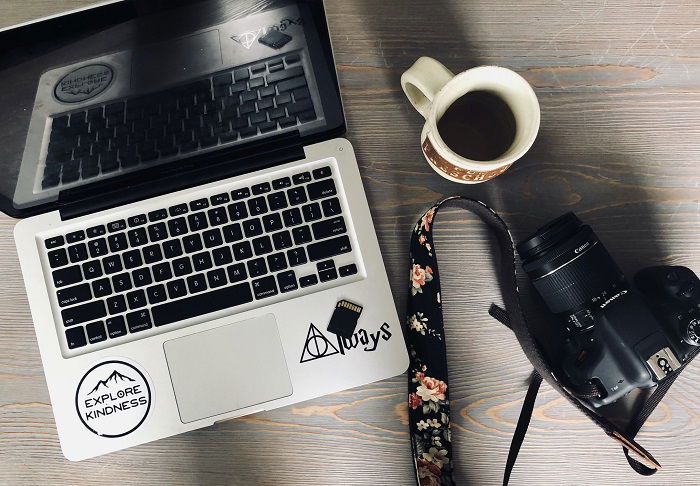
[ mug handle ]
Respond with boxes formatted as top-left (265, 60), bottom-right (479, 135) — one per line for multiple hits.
top-left (401, 57), bottom-right (455, 119)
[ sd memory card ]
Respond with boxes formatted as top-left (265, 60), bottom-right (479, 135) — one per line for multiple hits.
top-left (327, 300), bottom-right (363, 338)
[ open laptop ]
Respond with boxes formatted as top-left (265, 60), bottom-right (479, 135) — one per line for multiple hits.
top-left (7, 0), bottom-right (407, 460)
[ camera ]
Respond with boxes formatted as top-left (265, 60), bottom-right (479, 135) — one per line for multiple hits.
top-left (517, 213), bottom-right (700, 407)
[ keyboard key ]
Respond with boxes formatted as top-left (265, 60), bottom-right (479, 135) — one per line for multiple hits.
top-left (107, 220), bottom-right (127, 233)
top-left (279, 116), bottom-right (297, 128)
top-left (319, 268), bottom-right (338, 282)
top-left (233, 241), bottom-right (253, 261)
top-left (308, 179), bottom-right (337, 201)
top-left (183, 234), bottom-right (203, 253)
top-left (313, 166), bottom-right (332, 179)
top-left (282, 208), bottom-right (303, 227)
top-left (252, 236), bottom-right (273, 255)
top-left (92, 278), bottom-right (112, 298)
top-left (272, 177), bottom-right (291, 189)
top-left (123, 249), bottom-right (143, 269)
top-left (278, 76), bottom-right (307, 93)
top-left (48, 248), bottom-right (68, 268)
top-left (126, 289), bottom-right (147, 309)
top-left (243, 218), bottom-right (263, 238)
top-left (302, 203), bottom-right (322, 222)
top-left (211, 192), bottom-right (230, 205)
top-left (45, 236), bottom-right (64, 249)
top-left (126, 309), bottom-right (152, 333)
top-left (247, 258), bottom-right (267, 277)
top-left (88, 238), bottom-right (108, 258)
top-left (153, 281), bottom-right (253, 327)
top-left (167, 279), bottom-right (188, 299)
top-left (222, 223), bottom-right (243, 243)
top-left (57, 283), bottom-right (92, 307)
top-left (102, 254), bottom-right (123, 274)
top-left (53, 266), bottom-right (82, 287)
top-left (268, 65), bottom-right (303, 83)
top-left (312, 216), bottom-right (347, 240)
top-left (86, 321), bottom-right (107, 344)
top-left (231, 187), bottom-right (250, 200)
top-left (227, 263), bottom-right (248, 283)
top-left (148, 208), bottom-right (168, 221)
top-left (62, 300), bottom-right (106, 327)
top-left (317, 260), bottom-right (335, 271)
top-left (322, 197), bottom-right (342, 217)
top-left (292, 225), bottom-right (313, 245)
top-left (339, 264), bottom-right (358, 277)
top-left (252, 276), bottom-right (277, 299)
top-left (248, 196), bottom-right (268, 216)
top-left (192, 252), bottom-right (213, 271)
top-left (112, 273), bottom-right (132, 293)
top-left (173, 257), bottom-right (193, 276)
top-left (66, 230), bottom-right (85, 243)
top-left (132, 268), bottom-right (152, 287)
top-left (153, 262), bottom-right (173, 282)
top-left (87, 225), bottom-right (106, 237)
top-left (263, 213), bottom-right (283, 232)
top-left (272, 230), bottom-right (293, 250)
top-left (207, 268), bottom-right (227, 289)
top-left (82, 260), bottom-right (103, 280)
top-left (169, 204), bottom-right (188, 217)
top-left (285, 53), bottom-right (301, 64)
top-left (106, 315), bottom-right (127, 338)
top-left (228, 201), bottom-right (249, 221)
top-left (207, 207), bottom-right (228, 226)
top-left (292, 171), bottom-right (312, 184)
top-left (188, 212), bottom-right (208, 232)
top-left (187, 274), bottom-right (208, 293)
top-left (252, 182), bottom-right (271, 195)
top-left (190, 198), bottom-right (209, 211)
top-left (148, 222), bottom-right (168, 242)
top-left (307, 235), bottom-right (352, 262)
top-left (287, 187), bottom-right (307, 205)
top-left (142, 245), bottom-right (162, 264)
top-left (300, 274), bottom-right (318, 288)
top-left (127, 228), bottom-right (148, 247)
top-left (203, 228), bottom-right (224, 248)
top-left (66, 326), bottom-right (87, 349)
top-left (267, 252), bottom-right (288, 272)
top-left (107, 233), bottom-right (128, 252)
top-left (277, 270), bottom-right (298, 293)
top-left (268, 191), bottom-right (288, 211)
top-left (287, 247), bottom-right (307, 267)
top-left (163, 239), bottom-right (183, 259)
top-left (212, 246), bottom-right (233, 266)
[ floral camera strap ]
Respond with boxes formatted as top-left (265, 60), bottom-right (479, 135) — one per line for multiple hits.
top-left (406, 196), bottom-right (682, 486)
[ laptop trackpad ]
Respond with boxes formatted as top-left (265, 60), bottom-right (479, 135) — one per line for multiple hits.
top-left (164, 314), bottom-right (293, 424)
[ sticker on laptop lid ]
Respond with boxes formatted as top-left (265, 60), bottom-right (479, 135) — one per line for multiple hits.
top-left (54, 64), bottom-right (114, 103)
top-left (75, 358), bottom-right (153, 438)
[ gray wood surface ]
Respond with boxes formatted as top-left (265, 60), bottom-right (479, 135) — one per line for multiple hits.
top-left (2, 0), bottom-right (700, 484)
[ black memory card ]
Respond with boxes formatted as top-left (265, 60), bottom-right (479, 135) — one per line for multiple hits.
top-left (258, 29), bottom-right (292, 49)
top-left (327, 300), bottom-right (363, 339)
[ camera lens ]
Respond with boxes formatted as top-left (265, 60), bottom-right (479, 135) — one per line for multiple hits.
top-left (517, 213), bottom-right (626, 317)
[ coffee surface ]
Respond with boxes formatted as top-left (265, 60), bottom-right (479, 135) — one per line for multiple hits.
top-left (437, 90), bottom-right (516, 161)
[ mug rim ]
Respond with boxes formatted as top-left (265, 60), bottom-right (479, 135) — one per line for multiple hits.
top-left (425, 65), bottom-right (540, 171)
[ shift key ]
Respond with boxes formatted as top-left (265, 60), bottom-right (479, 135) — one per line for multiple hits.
top-left (62, 300), bottom-right (106, 327)
top-left (307, 235), bottom-right (351, 261)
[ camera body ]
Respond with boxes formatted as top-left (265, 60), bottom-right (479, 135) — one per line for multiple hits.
top-left (517, 213), bottom-right (700, 407)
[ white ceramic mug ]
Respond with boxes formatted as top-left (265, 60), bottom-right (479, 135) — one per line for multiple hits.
top-left (401, 57), bottom-right (540, 184)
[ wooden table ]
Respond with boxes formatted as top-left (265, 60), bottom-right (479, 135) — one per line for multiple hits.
top-left (2, 1), bottom-right (700, 484)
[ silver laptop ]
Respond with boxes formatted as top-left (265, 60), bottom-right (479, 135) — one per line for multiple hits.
top-left (7, 0), bottom-right (407, 460)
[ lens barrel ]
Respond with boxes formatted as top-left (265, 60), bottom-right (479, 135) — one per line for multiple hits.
top-left (517, 213), bottom-right (625, 315)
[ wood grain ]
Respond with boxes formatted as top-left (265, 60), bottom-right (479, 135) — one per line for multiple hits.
top-left (2, 0), bottom-right (700, 484)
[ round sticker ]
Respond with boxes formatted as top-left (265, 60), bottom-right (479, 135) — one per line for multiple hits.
top-left (75, 360), bottom-right (152, 438)
top-left (54, 64), bottom-right (114, 103)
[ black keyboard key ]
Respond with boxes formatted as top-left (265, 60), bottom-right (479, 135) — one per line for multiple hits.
top-left (148, 222), bottom-right (168, 242)
top-left (285, 53), bottom-right (301, 64)
top-left (312, 216), bottom-right (347, 240)
top-left (107, 233), bottom-right (128, 252)
top-left (287, 187), bottom-right (307, 205)
top-left (87, 225), bottom-right (106, 237)
top-left (126, 289), bottom-right (147, 309)
top-left (106, 316), bottom-right (127, 338)
top-left (282, 208), bottom-right (303, 227)
top-left (208, 207), bottom-right (228, 226)
top-left (68, 244), bottom-right (89, 263)
top-left (263, 213), bottom-right (283, 232)
top-left (279, 116), bottom-right (297, 128)
top-left (249, 77), bottom-right (265, 88)
top-left (212, 246), bottom-right (233, 266)
top-left (149, 208), bottom-right (168, 221)
top-left (62, 300), bottom-right (106, 327)
top-left (101, 254), bottom-right (122, 275)
top-left (292, 171), bottom-right (312, 184)
top-left (339, 264), bottom-right (358, 277)
top-left (313, 166), bottom-right (332, 179)
top-left (183, 234), bottom-right (203, 253)
top-left (293, 87), bottom-right (311, 101)
top-left (190, 198), bottom-right (209, 211)
top-left (88, 238), bottom-right (108, 258)
top-left (193, 252), bottom-right (213, 271)
top-left (187, 273), bottom-right (208, 294)
top-left (48, 248), bottom-right (68, 268)
top-left (66, 230), bottom-right (85, 243)
top-left (127, 228), bottom-right (148, 247)
top-left (247, 257), bottom-right (267, 277)
top-left (132, 268), bottom-right (152, 287)
top-left (66, 326), bottom-right (87, 349)
top-left (188, 212), bottom-right (209, 232)
top-left (287, 247), bottom-right (307, 267)
top-left (272, 230), bottom-right (293, 250)
top-left (275, 92), bottom-right (292, 105)
top-left (231, 187), bottom-right (251, 200)
top-left (211, 192), bottom-right (230, 205)
top-left (273, 177), bottom-right (292, 190)
top-left (167, 279), bottom-right (188, 299)
top-left (269, 107), bottom-right (286, 120)
top-left (169, 204), bottom-right (188, 217)
top-left (317, 260), bottom-right (335, 271)
top-left (82, 260), bottom-right (103, 280)
top-left (234, 68), bottom-right (250, 81)
top-left (222, 223), bottom-right (243, 243)
top-left (268, 191), bottom-right (288, 211)
top-left (142, 245), bottom-right (162, 264)
top-left (319, 268), bottom-right (338, 282)
top-left (112, 273), bottom-right (132, 293)
top-left (123, 249), bottom-right (143, 269)
top-left (86, 321), bottom-right (107, 344)
top-left (57, 283), bottom-right (92, 307)
top-left (168, 217), bottom-right (188, 236)
top-left (292, 225), bottom-right (313, 245)
top-left (277, 270), bottom-right (298, 293)
top-left (92, 278), bottom-right (112, 298)
top-left (126, 309), bottom-right (152, 333)
top-left (248, 196), bottom-right (268, 216)
top-left (243, 218), bottom-right (263, 238)
top-left (53, 265), bottom-right (83, 288)
top-left (214, 73), bottom-right (232, 86)
top-left (107, 220), bottom-right (127, 233)
top-left (163, 239), bottom-right (183, 259)
top-left (228, 201), bottom-right (249, 221)
top-left (278, 76), bottom-right (307, 93)
top-left (128, 214), bottom-right (147, 227)
top-left (252, 276), bottom-right (277, 300)
top-left (252, 182), bottom-right (271, 195)
top-left (153, 262), bottom-right (173, 282)
top-left (302, 203), bottom-right (322, 222)
top-left (307, 235), bottom-right (352, 262)
top-left (173, 257), bottom-right (193, 276)
top-left (107, 295), bottom-right (127, 316)
top-left (308, 179), bottom-right (337, 201)
top-left (322, 197), bottom-right (342, 217)
top-left (203, 228), bottom-right (224, 248)
top-left (45, 236), bottom-right (64, 249)
top-left (267, 252), bottom-right (288, 272)
top-left (268, 65), bottom-right (303, 84)
top-left (227, 263), bottom-right (247, 283)
top-left (252, 236), bottom-right (273, 255)
top-left (207, 268), bottom-right (227, 288)
top-left (300, 274), bottom-right (318, 288)
top-left (153, 282), bottom-right (253, 326)
top-left (233, 241), bottom-right (253, 261)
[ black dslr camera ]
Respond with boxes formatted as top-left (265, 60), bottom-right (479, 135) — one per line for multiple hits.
top-left (517, 213), bottom-right (700, 407)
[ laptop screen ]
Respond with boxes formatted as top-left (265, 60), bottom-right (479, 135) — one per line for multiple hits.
top-left (0, 0), bottom-right (343, 217)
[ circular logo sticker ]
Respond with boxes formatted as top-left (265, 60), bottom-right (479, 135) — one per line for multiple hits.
top-left (54, 64), bottom-right (114, 103)
top-left (75, 360), bottom-right (152, 438)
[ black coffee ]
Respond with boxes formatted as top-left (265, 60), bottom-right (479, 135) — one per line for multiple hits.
top-left (437, 90), bottom-right (516, 161)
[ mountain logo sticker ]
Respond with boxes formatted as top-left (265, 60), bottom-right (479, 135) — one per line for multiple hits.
top-left (75, 360), bottom-right (152, 438)
top-left (54, 64), bottom-right (114, 103)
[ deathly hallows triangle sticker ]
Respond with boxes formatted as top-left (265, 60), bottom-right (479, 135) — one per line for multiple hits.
top-left (300, 323), bottom-right (340, 363)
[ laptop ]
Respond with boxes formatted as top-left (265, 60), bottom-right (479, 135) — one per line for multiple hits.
top-left (7, 0), bottom-right (408, 460)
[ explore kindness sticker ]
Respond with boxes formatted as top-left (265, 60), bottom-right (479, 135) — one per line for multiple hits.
top-left (75, 360), bottom-right (152, 438)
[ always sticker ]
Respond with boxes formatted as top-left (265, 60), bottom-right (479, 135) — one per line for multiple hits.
top-left (75, 359), bottom-right (153, 438)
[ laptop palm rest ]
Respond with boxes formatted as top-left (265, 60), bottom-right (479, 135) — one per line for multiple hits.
top-left (163, 314), bottom-right (293, 424)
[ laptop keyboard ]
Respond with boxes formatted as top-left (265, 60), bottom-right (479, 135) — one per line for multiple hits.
top-left (42, 52), bottom-right (316, 190)
top-left (43, 162), bottom-right (359, 353)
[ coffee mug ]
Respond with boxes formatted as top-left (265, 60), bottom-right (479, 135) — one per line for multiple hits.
top-left (401, 57), bottom-right (540, 184)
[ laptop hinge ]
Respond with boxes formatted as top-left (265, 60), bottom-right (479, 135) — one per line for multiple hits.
top-left (58, 137), bottom-right (304, 221)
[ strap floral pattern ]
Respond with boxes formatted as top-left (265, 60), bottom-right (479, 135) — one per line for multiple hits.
top-left (406, 198), bottom-right (460, 486)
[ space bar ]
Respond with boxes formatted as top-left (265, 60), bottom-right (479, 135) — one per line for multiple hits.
top-left (152, 283), bottom-right (253, 327)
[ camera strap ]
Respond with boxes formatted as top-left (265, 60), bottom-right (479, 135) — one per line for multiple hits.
top-left (406, 196), bottom-right (698, 485)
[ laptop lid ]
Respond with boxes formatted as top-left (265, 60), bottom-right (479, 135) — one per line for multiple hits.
top-left (0, 0), bottom-right (344, 219)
